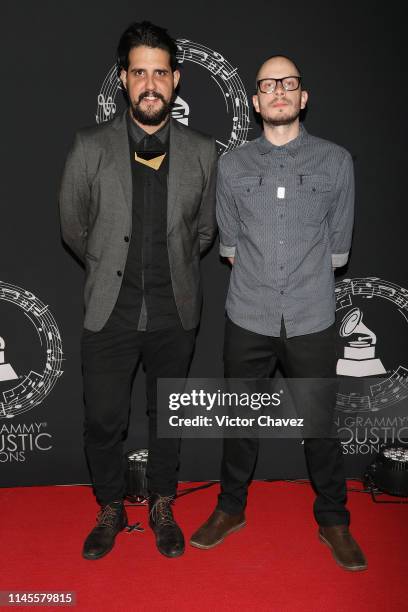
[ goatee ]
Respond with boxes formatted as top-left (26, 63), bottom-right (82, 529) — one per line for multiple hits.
top-left (130, 90), bottom-right (175, 126)
top-left (263, 109), bottom-right (300, 127)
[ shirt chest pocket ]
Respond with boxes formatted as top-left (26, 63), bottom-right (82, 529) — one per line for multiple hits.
top-left (297, 175), bottom-right (333, 223)
top-left (230, 176), bottom-right (266, 219)
top-left (231, 176), bottom-right (264, 196)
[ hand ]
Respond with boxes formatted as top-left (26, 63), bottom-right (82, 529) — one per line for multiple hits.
top-left (227, 257), bottom-right (235, 266)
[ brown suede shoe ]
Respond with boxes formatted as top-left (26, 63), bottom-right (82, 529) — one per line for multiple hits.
top-left (190, 509), bottom-right (246, 549)
top-left (319, 525), bottom-right (367, 571)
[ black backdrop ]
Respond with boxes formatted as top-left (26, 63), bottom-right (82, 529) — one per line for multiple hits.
top-left (1, 1), bottom-right (407, 487)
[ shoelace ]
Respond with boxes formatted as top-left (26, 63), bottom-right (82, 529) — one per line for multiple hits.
top-left (150, 496), bottom-right (175, 527)
top-left (97, 504), bottom-right (121, 529)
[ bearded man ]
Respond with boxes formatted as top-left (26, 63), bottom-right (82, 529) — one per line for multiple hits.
top-left (59, 20), bottom-right (217, 560)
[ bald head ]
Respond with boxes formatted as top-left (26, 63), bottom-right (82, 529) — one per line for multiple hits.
top-left (256, 55), bottom-right (301, 85)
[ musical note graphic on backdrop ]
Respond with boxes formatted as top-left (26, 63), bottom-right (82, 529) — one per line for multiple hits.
top-left (335, 277), bottom-right (408, 413)
top-left (0, 282), bottom-right (63, 419)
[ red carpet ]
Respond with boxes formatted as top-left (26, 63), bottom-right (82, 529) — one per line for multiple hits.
top-left (1, 481), bottom-right (406, 611)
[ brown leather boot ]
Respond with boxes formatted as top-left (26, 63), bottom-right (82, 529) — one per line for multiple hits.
top-left (190, 509), bottom-right (246, 549)
top-left (319, 525), bottom-right (367, 571)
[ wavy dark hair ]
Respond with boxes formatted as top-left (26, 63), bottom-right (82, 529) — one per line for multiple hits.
top-left (117, 21), bottom-right (178, 72)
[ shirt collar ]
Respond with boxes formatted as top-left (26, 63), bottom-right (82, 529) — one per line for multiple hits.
top-left (126, 110), bottom-right (170, 146)
top-left (256, 123), bottom-right (307, 156)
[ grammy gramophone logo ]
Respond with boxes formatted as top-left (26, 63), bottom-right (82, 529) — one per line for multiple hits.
top-left (335, 277), bottom-right (408, 413)
top-left (336, 307), bottom-right (386, 377)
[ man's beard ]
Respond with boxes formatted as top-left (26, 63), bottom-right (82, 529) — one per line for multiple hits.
top-left (130, 90), bottom-right (175, 126)
top-left (262, 106), bottom-right (300, 127)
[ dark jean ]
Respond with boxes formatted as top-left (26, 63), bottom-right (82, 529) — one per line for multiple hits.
top-left (81, 320), bottom-right (196, 505)
top-left (217, 316), bottom-right (349, 527)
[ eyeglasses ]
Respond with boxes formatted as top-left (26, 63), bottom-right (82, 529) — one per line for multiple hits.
top-left (257, 76), bottom-right (301, 94)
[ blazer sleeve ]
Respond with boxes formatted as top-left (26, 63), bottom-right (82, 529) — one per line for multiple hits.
top-left (216, 157), bottom-right (240, 258)
top-left (59, 132), bottom-right (90, 262)
top-left (198, 139), bottom-right (218, 255)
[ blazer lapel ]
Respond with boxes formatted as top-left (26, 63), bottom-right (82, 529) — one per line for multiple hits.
top-left (108, 109), bottom-right (132, 211)
top-left (168, 119), bottom-right (189, 234)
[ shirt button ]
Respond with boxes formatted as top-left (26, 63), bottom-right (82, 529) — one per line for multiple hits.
top-left (124, 236), bottom-right (129, 242)
top-left (117, 271), bottom-right (122, 277)
top-left (280, 290), bottom-right (284, 295)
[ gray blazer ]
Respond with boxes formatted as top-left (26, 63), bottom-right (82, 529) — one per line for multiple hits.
top-left (59, 110), bottom-right (218, 332)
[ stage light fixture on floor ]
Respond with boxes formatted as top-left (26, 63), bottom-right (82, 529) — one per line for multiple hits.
top-left (125, 449), bottom-right (148, 503)
top-left (365, 443), bottom-right (408, 502)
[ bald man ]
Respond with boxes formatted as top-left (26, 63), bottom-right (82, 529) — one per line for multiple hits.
top-left (190, 56), bottom-right (366, 571)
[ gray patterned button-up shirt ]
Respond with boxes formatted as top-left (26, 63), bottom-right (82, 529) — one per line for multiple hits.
top-left (216, 124), bottom-right (354, 338)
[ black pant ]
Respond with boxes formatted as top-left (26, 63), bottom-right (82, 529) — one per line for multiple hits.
top-left (81, 321), bottom-right (196, 506)
top-left (217, 317), bottom-right (349, 527)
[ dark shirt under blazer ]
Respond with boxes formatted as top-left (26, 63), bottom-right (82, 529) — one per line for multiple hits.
top-left (111, 116), bottom-right (181, 331)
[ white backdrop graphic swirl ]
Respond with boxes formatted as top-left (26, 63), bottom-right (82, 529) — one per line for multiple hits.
top-left (335, 277), bottom-right (408, 413)
top-left (0, 282), bottom-right (63, 419)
